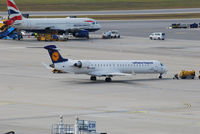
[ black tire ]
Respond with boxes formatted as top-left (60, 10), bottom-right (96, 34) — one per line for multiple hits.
top-left (150, 37), bottom-right (152, 40)
top-left (181, 76), bottom-right (186, 79)
top-left (105, 77), bottom-right (112, 82)
top-left (90, 76), bottom-right (97, 81)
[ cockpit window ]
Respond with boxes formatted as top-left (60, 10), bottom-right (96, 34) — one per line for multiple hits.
top-left (92, 21), bottom-right (98, 25)
top-left (160, 63), bottom-right (164, 66)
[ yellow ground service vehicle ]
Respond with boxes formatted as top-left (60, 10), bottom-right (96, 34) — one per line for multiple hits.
top-left (37, 34), bottom-right (46, 41)
top-left (0, 21), bottom-right (8, 32)
top-left (45, 34), bottom-right (53, 41)
top-left (0, 23), bottom-right (4, 30)
top-left (179, 70), bottom-right (195, 79)
top-left (37, 33), bottom-right (60, 41)
top-left (52, 69), bottom-right (66, 73)
top-left (37, 33), bottom-right (54, 41)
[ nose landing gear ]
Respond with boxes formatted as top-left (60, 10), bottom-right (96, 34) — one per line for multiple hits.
top-left (159, 74), bottom-right (162, 79)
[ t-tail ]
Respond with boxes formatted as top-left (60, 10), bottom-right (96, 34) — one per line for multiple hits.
top-left (44, 45), bottom-right (68, 64)
top-left (4, 0), bottom-right (24, 25)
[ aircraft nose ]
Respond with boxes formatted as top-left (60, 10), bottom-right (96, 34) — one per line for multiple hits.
top-left (163, 66), bottom-right (168, 73)
top-left (96, 23), bottom-right (101, 29)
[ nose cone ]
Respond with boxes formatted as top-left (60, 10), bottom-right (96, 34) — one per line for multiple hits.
top-left (163, 66), bottom-right (168, 73)
top-left (94, 23), bottom-right (101, 30)
top-left (97, 23), bottom-right (101, 29)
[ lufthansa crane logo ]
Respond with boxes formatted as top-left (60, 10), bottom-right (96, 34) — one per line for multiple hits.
top-left (52, 51), bottom-right (59, 62)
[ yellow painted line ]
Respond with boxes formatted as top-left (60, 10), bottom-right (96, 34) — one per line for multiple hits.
top-left (175, 32), bottom-right (186, 34)
top-left (104, 110), bottom-right (116, 113)
top-left (184, 103), bottom-right (191, 109)
top-left (0, 101), bottom-right (16, 106)
top-left (0, 100), bottom-right (104, 111)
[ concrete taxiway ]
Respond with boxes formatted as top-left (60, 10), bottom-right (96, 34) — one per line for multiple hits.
top-left (98, 19), bottom-right (200, 40)
top-left (0, 35), bottom-right (200, 134)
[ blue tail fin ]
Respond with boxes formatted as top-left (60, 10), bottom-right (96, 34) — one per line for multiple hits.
top-left (44, 45), bottom-right (68, 63)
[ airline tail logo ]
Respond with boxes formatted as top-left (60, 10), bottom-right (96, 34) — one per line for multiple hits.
top-left (5, 0), bottom-right (22, 25)
top-left (52, 51), bottom-right (60, 62)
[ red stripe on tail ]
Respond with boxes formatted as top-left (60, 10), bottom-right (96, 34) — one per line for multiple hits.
top-left (7, 0), bottom-right (18, 10)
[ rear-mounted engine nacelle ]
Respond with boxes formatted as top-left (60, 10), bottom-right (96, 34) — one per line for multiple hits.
top-left (74, 61), bottom-right (90, 68)
top-left (74, 61), bottom-right (82, 68)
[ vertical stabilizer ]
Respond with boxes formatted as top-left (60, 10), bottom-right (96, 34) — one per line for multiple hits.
top-left (44, 45), bottom-right (68, 63)
top-left (5, 0), bottom-right (23, 25)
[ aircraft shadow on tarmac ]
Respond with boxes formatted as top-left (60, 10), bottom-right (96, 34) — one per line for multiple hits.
top-left (21, 37), bottom-right (103, 42)
top-left (62, 78), bottom-right (170, 85)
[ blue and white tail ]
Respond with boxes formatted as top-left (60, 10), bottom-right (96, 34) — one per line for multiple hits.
top-left (5, 0), bottom-right (23, 25)
top-left (44, 45), bottom-right (68, 63)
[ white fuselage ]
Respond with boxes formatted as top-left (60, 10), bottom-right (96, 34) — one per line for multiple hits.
top-left (13, 17), bottom-right (101, 32)
top-left (54, 60), bottom-right (167, 76)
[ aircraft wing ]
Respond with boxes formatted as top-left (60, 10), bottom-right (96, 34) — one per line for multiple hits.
top-left (89, 70), bottom-right (134, 77)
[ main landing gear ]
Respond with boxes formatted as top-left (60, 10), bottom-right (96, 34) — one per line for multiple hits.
top-left (105, 77), bottom-right (112, 82)
top-left (90, 76), bottom-right (96, 81)
top-left (159, 74), bottom-right (163, 79)
top-left (90, 76), bottom-right (112, 82)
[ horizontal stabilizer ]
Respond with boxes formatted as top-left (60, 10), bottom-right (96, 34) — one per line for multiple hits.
top-left (41, 62), bottom-right (52, 70)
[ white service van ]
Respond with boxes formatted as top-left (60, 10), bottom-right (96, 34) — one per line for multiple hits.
top-left (149, 32), bottom-right (165, 40)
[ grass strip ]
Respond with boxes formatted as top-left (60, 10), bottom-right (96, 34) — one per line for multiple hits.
top-left (1, 0), bottom-right (200, 11)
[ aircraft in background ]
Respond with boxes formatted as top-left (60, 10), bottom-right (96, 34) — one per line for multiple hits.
top-left (44, 45), bottom-right (167, 82)
top-left (4, 0), bottom-right (101, 38)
